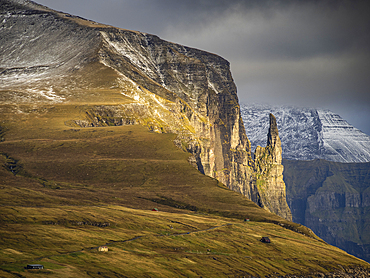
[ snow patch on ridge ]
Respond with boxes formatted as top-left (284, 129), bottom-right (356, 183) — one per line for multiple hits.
top-left (100, 31), bottom-right (164, 85)
top-left (317, 110), bottom-right (370, 162)
top-left (208, 81), bottom-right (220, 95)
top-left (26, 87), bottom-right (65, 102)
top-left (241, 104), bottom-right (370, 163)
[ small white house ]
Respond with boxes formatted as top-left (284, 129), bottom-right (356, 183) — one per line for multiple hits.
top-left (98, 246), bottom-right (108, 252)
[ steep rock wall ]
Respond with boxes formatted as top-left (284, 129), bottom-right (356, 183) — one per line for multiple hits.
top-left (254, 114), bottom-right (292, 220)
top-left (97, 29), bottom-right (260, 200)
top-left (284, 159), bottom-right (370, 263)
top-left (0, 0), bottom-right (290, 219)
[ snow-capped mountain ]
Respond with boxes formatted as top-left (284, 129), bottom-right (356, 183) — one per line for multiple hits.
top-left (240, 104), bottom-right (370, 163)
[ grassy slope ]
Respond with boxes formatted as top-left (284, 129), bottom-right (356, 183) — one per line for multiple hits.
top-left (1, 104), bottom-right (369, 277)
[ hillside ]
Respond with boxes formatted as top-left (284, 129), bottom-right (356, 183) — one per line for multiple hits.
top-left (1, 107), bottom-right (369, 277)
top-left (283, 159), bottom-right (370, 263)
top-left (0, 0), bottom-right (292, 218)
top-left (1, 0), bottom-right (370, 276)
top-left (240, 104), bottom-right (370, 163)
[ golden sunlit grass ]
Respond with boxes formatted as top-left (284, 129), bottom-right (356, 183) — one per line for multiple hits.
top-left (1, 103), bottom-right (369, 277)
top-left (0, 205), bottom-right (366, 277)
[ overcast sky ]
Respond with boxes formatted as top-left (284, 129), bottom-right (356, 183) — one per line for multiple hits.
top-left (34, 0), bottom-right (370, 135)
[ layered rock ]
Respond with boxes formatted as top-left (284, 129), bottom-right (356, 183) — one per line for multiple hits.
top-left (254, 114), bottom-right (292, 220)
top-left (241, 104), bottom-right (370, 163)
top-left (0, 0), bottom-right (290, 219)
top-left (284, 159), bottom-right (370, 262)
top-left (97, 29), bottom-right (257, 199)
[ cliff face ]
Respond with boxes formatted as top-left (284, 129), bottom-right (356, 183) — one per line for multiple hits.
top-left (254, 114), bottom-right (292, 220)
top-left (284, 159), bottom-right (370, 263)
top-left (0, 0), bottom-right (289, 219)
top-left (97, 29), bottom-right (257, 199)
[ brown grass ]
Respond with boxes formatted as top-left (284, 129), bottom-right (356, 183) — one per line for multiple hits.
top-left (1, 103), bottom-right (369, 277)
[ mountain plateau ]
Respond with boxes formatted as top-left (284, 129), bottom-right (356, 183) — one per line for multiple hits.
top-left (0, 0), bottom-right (291, 219)
top-left (1, 1), bottom-right (370, 276)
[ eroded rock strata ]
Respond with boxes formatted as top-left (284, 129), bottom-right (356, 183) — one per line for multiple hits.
top-left (0, 0), bottom-right (290, 220)
top-left (254, 114), bottom-right (292, 220)
top-left (284, 159), bottom-right (370, 263)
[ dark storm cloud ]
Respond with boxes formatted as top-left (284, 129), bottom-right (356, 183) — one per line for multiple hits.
top-left (34, 0), bottom-right (370, 134)
top-left (34, 0), bottom-right (370, 59)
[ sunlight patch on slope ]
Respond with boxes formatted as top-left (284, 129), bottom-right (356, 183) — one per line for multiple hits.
top-left (26, 87), bottom-right (65, 103)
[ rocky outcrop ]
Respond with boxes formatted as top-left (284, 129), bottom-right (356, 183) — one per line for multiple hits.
top-left (98, 29), bottom-right (255, 196)
top-left (0, 0), bottom-right (290, 219)
top-left (254, 114), bottom-right (292, 220)
top-left (240, 104), bottom-right (370, 163)
top-left (284, 159), bottom-right (370, 263)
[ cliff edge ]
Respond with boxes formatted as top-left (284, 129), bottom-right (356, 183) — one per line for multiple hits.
top-left (0, 0), bottom-right (291, 220)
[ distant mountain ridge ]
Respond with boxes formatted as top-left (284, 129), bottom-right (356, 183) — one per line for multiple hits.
top-left (2, 2), bottom-right (370, 276)
top-left (240, 104), bottom-right (370, 163)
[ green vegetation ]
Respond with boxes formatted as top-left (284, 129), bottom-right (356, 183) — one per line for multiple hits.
top-left (283, 159), bottom-right (370, 263)
top-left (0, 105), bottom-right (369, 277)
